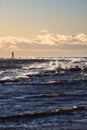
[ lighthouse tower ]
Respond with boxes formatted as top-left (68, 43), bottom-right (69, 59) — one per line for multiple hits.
top-left (12, 52), bottom-right (14, 59)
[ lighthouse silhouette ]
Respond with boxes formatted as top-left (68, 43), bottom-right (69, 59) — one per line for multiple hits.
top-left (12, 52), bottom-right (14, 59)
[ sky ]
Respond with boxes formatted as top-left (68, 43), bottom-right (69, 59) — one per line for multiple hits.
top-left (0, 0), bottom-right (87, 57)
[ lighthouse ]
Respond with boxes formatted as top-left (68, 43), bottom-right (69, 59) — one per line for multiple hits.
top-left (12, 52), bottom-right (14, 59)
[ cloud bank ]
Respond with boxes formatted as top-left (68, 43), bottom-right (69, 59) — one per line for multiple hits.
top-left (0, 30), bottom-right (87, 57)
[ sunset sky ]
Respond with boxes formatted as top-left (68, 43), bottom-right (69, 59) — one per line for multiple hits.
top-left (0, 0), bottom-right (87, 57)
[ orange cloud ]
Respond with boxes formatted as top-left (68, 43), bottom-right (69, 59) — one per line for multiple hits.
top-left (0, 31), bottom-right (87, 51)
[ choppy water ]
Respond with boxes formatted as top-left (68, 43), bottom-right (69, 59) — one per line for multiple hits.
top-left (0, 57), bottom-right (87, 130)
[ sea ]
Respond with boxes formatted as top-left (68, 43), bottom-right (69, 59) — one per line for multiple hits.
top-left (0, 57), bottom-right (87, 130)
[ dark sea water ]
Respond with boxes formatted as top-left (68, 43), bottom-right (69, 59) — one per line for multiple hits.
top-left (0, 57), bottom-right (87, 130)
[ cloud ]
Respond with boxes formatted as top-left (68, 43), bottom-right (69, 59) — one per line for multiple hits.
top-left (0, 36), bottom-right (32, 50)
top-left (35, 32), bottom-right (87, 46)
top-left (0, 31), bottom-right (87, 53)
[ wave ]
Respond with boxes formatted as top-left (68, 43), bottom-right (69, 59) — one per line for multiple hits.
top-left (44, 93), bottom-right (87, 97)
top-left (0, 65), bottom-right (22, 70)
top-left (0, 75), bottom-right (29, 84)
top-left (0, 67), bottom-right (87, 84)
top-left (48, 58), bottom-right (87, 73)
top-left (40, 78), bottom-right (87, 85)
top-left (0, 106), bottom-right (86, 120)
top-left (0, 57), bottom-right (87, 85)
top-left (0, 77), bottom-right (87, 85)
top-left (22, 93), bottom-right (87, 99)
